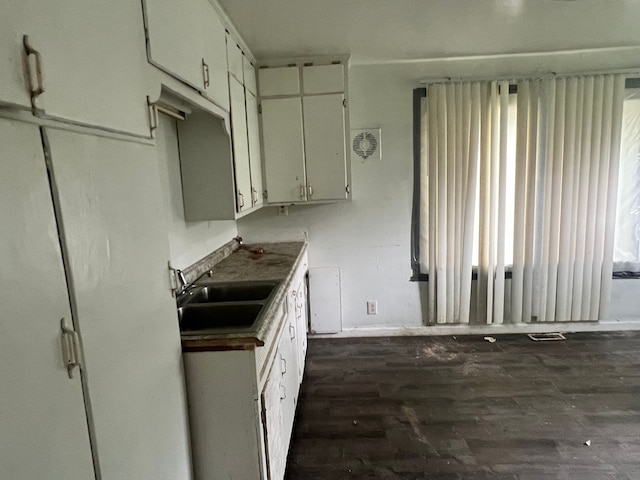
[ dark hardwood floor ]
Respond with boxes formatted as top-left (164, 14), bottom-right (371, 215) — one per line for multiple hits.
top-left (286, 331), bottom-right (640, 479)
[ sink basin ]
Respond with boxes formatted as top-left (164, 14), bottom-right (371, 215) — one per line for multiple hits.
top-left (178, 303), bottom-right (264, 332)
top-left (185, 281), bottom-right (279, 304)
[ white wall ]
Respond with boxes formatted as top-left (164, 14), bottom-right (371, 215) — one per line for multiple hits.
top-left (156, 113), bottom-right (237, 269)
top-left (240, 47), bottom-right (640, 331)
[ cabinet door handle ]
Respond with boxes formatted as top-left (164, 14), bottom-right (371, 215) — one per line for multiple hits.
top-left (202, 58), bottom-right (210, 89)
top-left (289, 325), bottom-right (296, 340)
top-left (280, 355), bottom-right (287, 375)
top-left (60, 318), bottom-right (81, 379)
top-left (23, 35), bottom-right (45, 105)
top-left (307, 184), bottom-right (313, 198)
top-left (299, 184), bottom-right (306, 200)
top-left (238, 192), bottom-right (245, 209)
top-left (252, 188), bottom-right (258, 205)
top-left (280, 384), bottom-right (287, 400)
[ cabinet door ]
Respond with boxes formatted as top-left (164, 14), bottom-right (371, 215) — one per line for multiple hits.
top-left (229, 76), bottom-right (252, 212)
top-left (3, 0), bottom-right (150, 136)
top-left (0, 118), bottom-right (95, 480)
top-left (262, 364), bottom-right (287, 480)
top-left (226, 34), bottom-right (244, 82)
top-left (261, 97), bottom-right (306, 204)
top-left (295, 278), bottom-right (308, 381)
top-left (303, 94), bottom-right (348, 201)
top-left (47, 130), bottom-right (191, 480)
top-left (259, 66), bottom-right (300, 96)
top-left (143, 0), bottom-right (203, 91)
top-left (243, 55), bottom-right (257, 96)
top-left (279, 320), bottom-right (299, 444)
top-left (201, 4), bottom-right (230, 111)
top-left (246, 90), bottom-right (264, 207)
top-left (303, 64), bottom-right (345, 94)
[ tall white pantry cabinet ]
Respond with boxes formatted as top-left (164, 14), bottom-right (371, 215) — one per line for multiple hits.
top-left (0, 1), bottom-right (192, 479)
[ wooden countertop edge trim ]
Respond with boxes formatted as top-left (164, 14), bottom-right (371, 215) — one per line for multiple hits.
top-left (181, 337), bottom-right (265, 352)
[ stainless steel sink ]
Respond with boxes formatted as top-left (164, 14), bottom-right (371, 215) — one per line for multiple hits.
top-left (184, 281), bottom-right (279, 304)
top-left (177, 280), bottom-right (281, 334)
top-left (178, 303), bottom-right (264, 332)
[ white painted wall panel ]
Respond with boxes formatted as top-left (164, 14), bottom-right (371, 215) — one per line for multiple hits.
top-left (308, 267), bottom-right (342, 333)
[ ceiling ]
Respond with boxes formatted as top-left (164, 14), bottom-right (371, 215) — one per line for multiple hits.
top-left (217, 0), bottom-right (640, 65)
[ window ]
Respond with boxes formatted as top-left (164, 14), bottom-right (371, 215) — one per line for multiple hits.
top-left (412, 75), bottom-right (629, 324)
top-left (615, 87), bottom-right (640, 271)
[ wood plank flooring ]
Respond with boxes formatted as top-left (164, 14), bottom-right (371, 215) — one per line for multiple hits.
top-left (286, 332), bottom-right (640, 479)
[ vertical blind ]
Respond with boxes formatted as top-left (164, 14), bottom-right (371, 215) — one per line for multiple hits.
top-left (419, 74), bottom-right (625, 324)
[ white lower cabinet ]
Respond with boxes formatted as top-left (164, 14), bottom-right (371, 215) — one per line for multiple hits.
top-left (184, 254), bottom-right (309, 480)
top-left (0, 115), bottom-right (192, 480)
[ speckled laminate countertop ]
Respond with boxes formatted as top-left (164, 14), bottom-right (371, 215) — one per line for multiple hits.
top-left (180, 241), bottom-right (307, 352)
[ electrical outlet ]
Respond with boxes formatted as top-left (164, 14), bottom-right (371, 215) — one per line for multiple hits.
top-left (367, 301), bottom-right (378, 315)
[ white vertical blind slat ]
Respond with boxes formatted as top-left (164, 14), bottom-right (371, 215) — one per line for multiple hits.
top-left (427, 88), bottom-right (438, 323)
top-left (445, 85), bottom-right (456, 323)
top-left (460, 83), bottom-right (480, 323)
top-left (556, 77), bottom-right (578, 320)
top-left (591, 76), bottom-right (614, 319)
top-left (523, 80), bottom-right (539, 323)
top-left (511, 80), bottom-right (529, 324)
top-left (436, 85), bottom-right (449, 324)
top-left (571, 77), bottom-right (593, 320)
top-left (583, 76), bottom-right (604, 319)
top-left (494, 81), bottom-right (509, 324)
top-left (599, 74), bottom-right (626, 321)
top-left (454, 84), bottom-right (464, 322)
top-left (477, 84), bottom-right (490, 324)
top-left (544, 78), bottom-right (566, 323)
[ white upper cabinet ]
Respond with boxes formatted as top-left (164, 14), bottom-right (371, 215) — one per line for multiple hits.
top-left (229, 76), bottom-right (252, 212)
top-left (259, 67), bottom-right (301, 96)
top-left (261, 97), bottom-right (307, 204)
top-left (303, 64), bottom-right (344, 94)
top-left (303, 94), bottom-right (348, 201)
top-left (226, 35), bottom-right (263, 214)
top-left (226, 34), bottom-right (244, 83)
top-left (143, 0), bottom-right (229, 111)
top-left (246, 91), bottom-right (264, 208)
top-left (201, 5), bottom-right (230, 110)
top-left (1, 0), bottom-right (150, 136)
top-left (243, 55), bottom-right (257, 96)
top-left (143, 0), bottom-right (202, 89)
top-left (259, 61), bottom-right (351, 205)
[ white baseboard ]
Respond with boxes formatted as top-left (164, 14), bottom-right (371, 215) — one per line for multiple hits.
top-left (310, 320), bottom-right (640, 339)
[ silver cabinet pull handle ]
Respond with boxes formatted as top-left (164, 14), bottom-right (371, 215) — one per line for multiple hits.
top-left (308, 184), bottom-right (313, 198)
top-left (289, 325), bottom-right (296, 340)
top-left (60, 318), bottom-right (81, 379)
top-left (238, 192), bottom-right (245, 208)
top-left (280, 384), bottom-right (287, 400)
top-left (252, 188), bottom-right (258, 205)
top-left (23, 35), bottom-right (45, 109)
top-left (300, 184), bottom-right (306, 199)
top-left (280, 355), bottom-right (287, 374)
top-left (202, 58), bottom-right (210, 88)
